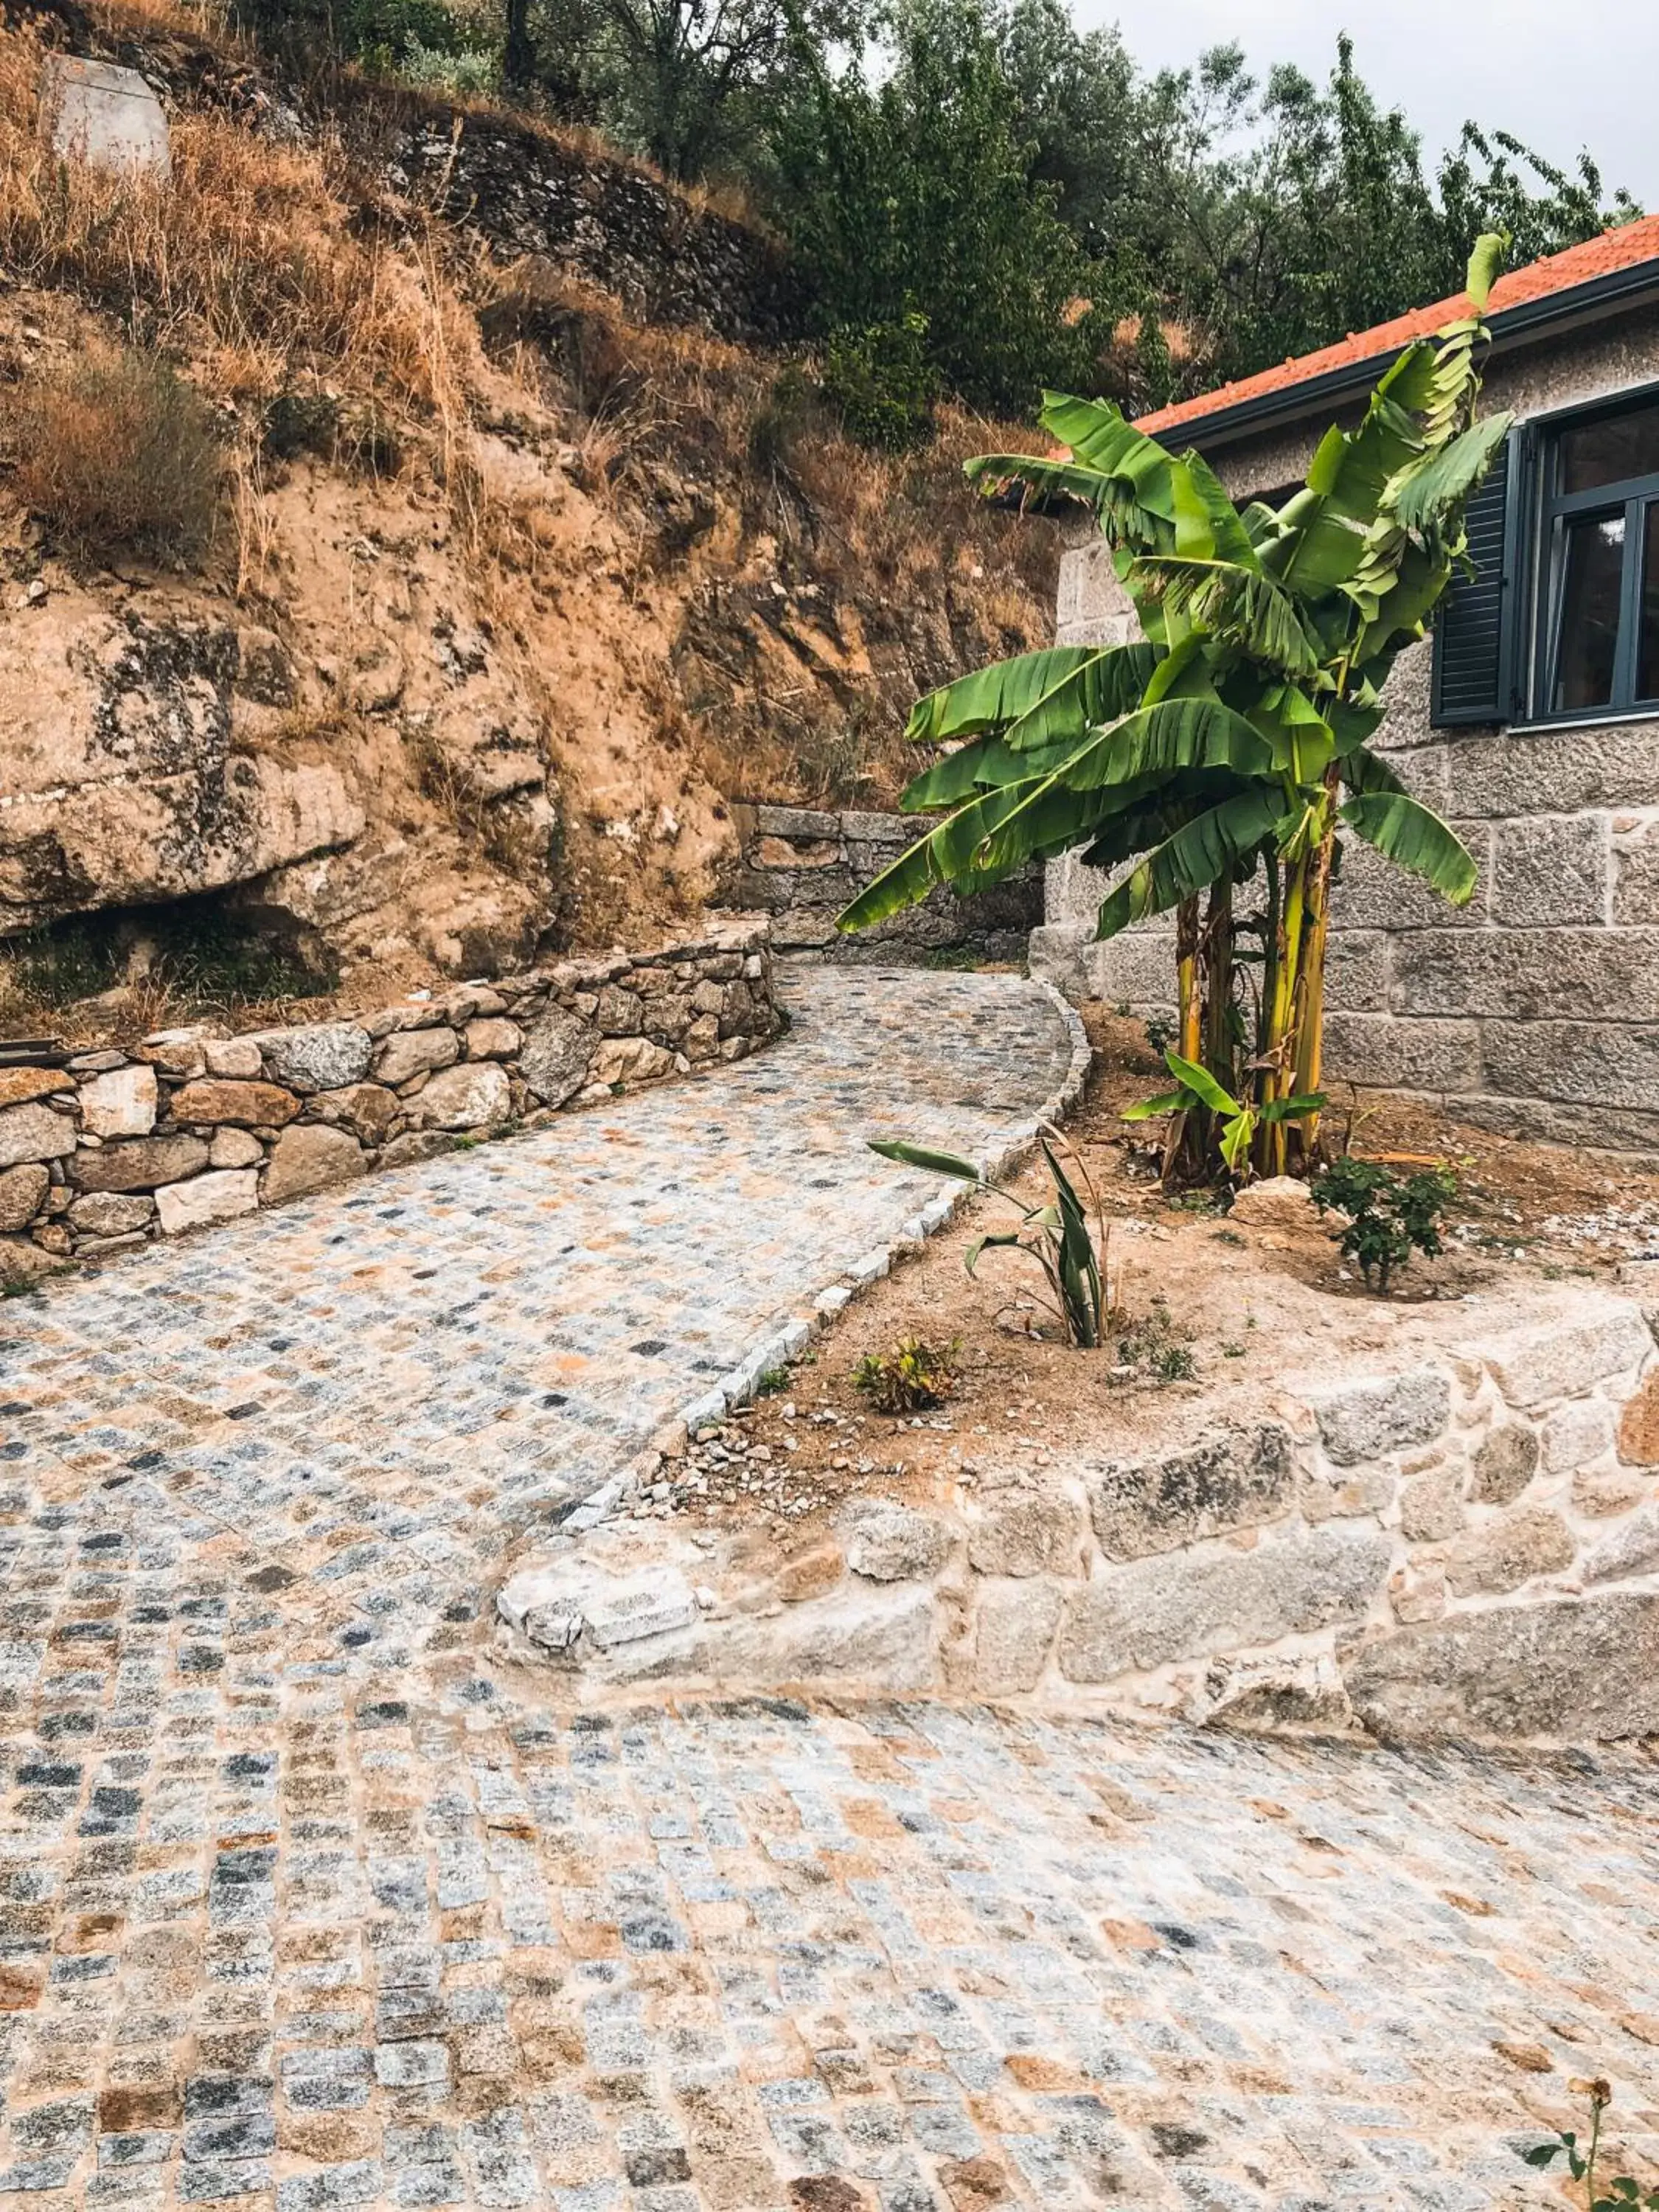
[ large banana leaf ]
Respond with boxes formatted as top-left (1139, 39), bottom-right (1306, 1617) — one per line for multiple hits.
top-left (1386, 411), bottom-right (1513, 533)
top-left (962, 454), bottom-right (1115, 512)
top-left (1339, 790), bottom-right (1478, 905)
top-left (904, 642), bottom-right (1155, 747)
top-left (1130, 555), bottom-right (1323, 677)
top-left (1037, 392), bottom-right (1180, 524)
top-left (1096, 787), bottom-right (1288, 938)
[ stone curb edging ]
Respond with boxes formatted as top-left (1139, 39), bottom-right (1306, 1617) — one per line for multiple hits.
top-left (0, 920), bottom-right (782, 1281)
top-left (560, 978), bottom-right (1093, 1532)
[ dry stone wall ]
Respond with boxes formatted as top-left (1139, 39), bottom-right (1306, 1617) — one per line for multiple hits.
top-left (0, 922), bottom-right (778, 1280)
top-left (725, 801), bottom-right (1040, 961)
top-left (498, 1286), bottom-right (1659, 1746)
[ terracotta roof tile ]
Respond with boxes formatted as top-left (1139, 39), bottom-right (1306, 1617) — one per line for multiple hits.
top-left (1136, 215), bottom-right (1659, 438)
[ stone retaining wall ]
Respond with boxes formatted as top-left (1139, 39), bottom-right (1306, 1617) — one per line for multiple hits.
top-left (724, 801), bottom-right (1040, 963)
top-left (498, 1287), bottom-right (1659, 1745)
top-left (0, 922), bottom-right (778, 1280)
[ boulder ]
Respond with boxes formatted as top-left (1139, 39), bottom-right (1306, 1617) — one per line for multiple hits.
top-left (0, 1102), bottom-right (78, 1169)
top-left (1469, 1422), bottom-right (1540, 1503)
top-left (373, 1026), bottom-right (460, 1088)
top-left (973, 1579), bottom-right (1064, 1695)
top-left (209, 1128), bottom-right (264, 1169)
top-left (67, 1192), bottom-right (154, 1236)
top-left (246, 1023), bottom-right (372, 1093)
top-left (1345, 1595), bottom-right (1659, 1741)
top-left (203, 1037), bottom-right (262, 1079)
top-left (153, 1169), bottom-right (260, 1235)
top-left (77, 1063), bottom-right (156, 1138)
top-left (406, 1062), bottom-right (511, 1131)
top-left (1227, 1175), bottom-right (1321, 1229)
top-left (1618, 1368), bottom-right (1659, 1466)
top-left (838, 1500), bottom-right (953, 1582)
top-left (0, 1068), bottom-right (72, 1110)
top-left (589, 1036), bottom-right (675, 1088)
top-left (465, 1018), bottom-right (521, 1060)
top-left (519, 1006), bottom-right (598, 1107)
top-left (1088, 1424), bottom-right (1295, 1560)
top-left (167, 1079), bottom-right (299, 1128)
top-left (967, 1490), bottom-right (1084, 1579)
top-left (1443, 1508), bottom-right (1576, 1596)
top-left (313, 1082), bottom-right (400, 1145)
top-left (0, 1235), bottom-right (66, 1288)
top-left (1057, 1525), bottom-right (1391, 1683)
top-left (1582, 1508), bottom-right (1659, 1586)
top-left (69, 1132), bottom-right (209, 1192)
top-left (1307, 1366), bottom-right (1451, 1466)
top-left (0, 1164), bottom-right (49, 1232)
top-left (1473, 1303), bottom-right (1652, 1409)
top-left (595, 985), bottom-right (643, 1037)
top-left (262, 1124), bottom-right (366, 1206)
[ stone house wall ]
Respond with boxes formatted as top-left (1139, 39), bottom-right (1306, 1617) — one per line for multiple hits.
top-left (0, 922), bottom-right (778, 1281)
top-left (499, 1287), bottom-right (1659, 1745)
top-left (725, 801), bottom-right (1041, 962)
top-left (1032, 301), bottom-right (1659, 1151)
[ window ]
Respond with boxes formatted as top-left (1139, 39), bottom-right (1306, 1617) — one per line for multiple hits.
top-left (1537, 392), bottom-right (1659, 719)
top-left (1431, 383), bottom-right (1659, 730)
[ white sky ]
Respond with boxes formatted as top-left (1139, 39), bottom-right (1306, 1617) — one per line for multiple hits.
top-left (1080, 1), bottom-right (1659, 211)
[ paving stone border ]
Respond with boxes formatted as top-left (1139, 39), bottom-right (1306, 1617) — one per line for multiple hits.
top-left (501, 1282), bottom-right (1659, 1745)
top-left (723, 800), bottom-right (1041, 962)
top-left (0, 918), bottom-right (779, 1277)
top-left (557, 981), bottom-right (1093, 1534)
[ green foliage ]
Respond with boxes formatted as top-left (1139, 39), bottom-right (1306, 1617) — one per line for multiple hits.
top-left (771, 0), bottom-right (1113, 416)
top-left (1310, 1157), bottom-right (1457, 1291)
top-left (853, 1335), bottom-right (959, 1413)
top-left (821, 314), bottom-right (939, 453)
top-left (838, 250), bottom-right (1507, 1182)
top-left (869, 1125), bottom-right (1110, 1346)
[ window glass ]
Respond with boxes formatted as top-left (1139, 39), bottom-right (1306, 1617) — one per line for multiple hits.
top-left (1552, 511), bottom-right (1626, 712)
top-left (1641, 504), bottom-right (1659, 702)
top-left (1558, 397), bottom-right (1659, 493)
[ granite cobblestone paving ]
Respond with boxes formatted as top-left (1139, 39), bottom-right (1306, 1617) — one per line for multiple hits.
top-left (0, 967), bottom-right (1656, 2207)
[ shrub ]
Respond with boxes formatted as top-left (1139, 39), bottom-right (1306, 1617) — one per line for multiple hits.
top-left (821, 314), bottom-right (938, 453)
top-left (1310, 1157), bottom-right (1458, 1291)
top-left (854, 1336), bottom-right (959, 1413)
top-left (12, 347), bottom-right (220, 561)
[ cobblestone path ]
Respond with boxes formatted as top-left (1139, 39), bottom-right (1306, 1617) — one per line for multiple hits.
top-left (1, 967), bottom-right (1657, 2208)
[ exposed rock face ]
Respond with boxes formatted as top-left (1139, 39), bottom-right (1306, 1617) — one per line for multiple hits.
top-left (0, 608), bottom-right (362, 935)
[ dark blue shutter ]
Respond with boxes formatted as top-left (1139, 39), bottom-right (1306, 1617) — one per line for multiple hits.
top-left (1431, 431), bottom-right (1523, 727)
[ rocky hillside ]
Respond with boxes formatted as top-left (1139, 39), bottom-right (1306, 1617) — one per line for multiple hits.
top-left (0, 0), bottom-right (1057, 1035)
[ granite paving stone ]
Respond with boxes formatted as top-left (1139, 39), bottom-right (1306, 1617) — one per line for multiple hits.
top-left (0, 967), bottom-right (1655, 2205)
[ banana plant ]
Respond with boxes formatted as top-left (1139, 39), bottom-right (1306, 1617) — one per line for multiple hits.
top-left (839, 235), bottom-right (1509, 1181)
top-left (1124, 1048), bottom-right (1324, 1180)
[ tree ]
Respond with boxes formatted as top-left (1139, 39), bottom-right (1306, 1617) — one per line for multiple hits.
top-left (838, 238), bottom-right (1512, 1183)
top-left (770, 0), bottom-right (1116, 417)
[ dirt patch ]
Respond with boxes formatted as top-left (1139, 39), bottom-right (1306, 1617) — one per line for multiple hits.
top-left (645, 1002), bottom-right (1659, 1555)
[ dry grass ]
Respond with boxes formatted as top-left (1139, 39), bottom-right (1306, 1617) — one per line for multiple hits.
top-left (10, 341), bottom-right (222, 560)
top-left (0, 23), bottom-right (445, 409)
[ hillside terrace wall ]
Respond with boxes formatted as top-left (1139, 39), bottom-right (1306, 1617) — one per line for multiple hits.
top-left (726, 801), bottom-right (1040, 963)
top-left (0, 922), bottom-right (777, 1281)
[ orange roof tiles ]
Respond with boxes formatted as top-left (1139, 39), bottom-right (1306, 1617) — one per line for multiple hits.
top-left (1136, 214), bottom-right (1659, 437)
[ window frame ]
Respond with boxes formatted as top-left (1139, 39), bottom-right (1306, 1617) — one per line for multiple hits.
top-left (1520, 380), bottom-right (1659, 730)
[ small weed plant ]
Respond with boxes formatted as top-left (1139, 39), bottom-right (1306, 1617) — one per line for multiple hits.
top-left (854, 1336), bottom-right (959, 1414)
top-left (1310, 1157), bottom-right (1457, 1291)
top-left (869, 1123), bottom-right (1115, 1348)
top-left (1528, 2079), bottom-right (1657, 2209)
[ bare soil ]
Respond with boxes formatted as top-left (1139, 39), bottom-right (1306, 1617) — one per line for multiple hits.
top-left (653, 1003), bottom-right (1659, 1552)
